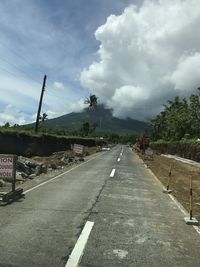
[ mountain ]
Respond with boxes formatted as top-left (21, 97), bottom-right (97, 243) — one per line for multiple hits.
top-left (43, 105), bottom-right (149, 135)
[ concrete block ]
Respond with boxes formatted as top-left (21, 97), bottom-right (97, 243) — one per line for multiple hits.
top-left (184, 217), bottom-right (199, 225)
top-left (163, 188), bottom-right (172, 194)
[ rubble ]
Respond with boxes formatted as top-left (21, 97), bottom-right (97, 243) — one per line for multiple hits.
top-left (0, 147), bottom-right (97, 189)
top-left (29, 174), bottom-right (37, 179)
top-left (1, 151), bottom-right (87, 185)
top-left (0, 179), bottom-right (5, 187)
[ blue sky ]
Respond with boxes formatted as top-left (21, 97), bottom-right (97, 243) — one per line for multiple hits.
top-left (0, 0), bottom-right (139, 125)
top-left (0, 0), bottom-right (200, 125)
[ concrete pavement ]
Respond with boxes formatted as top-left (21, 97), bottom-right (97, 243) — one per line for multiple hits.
top-left (1, 145), bottom-right (200, 267)
top-left (0, 146), bottom-right (121, 267)
top-left (80, 146), bottom-right (200, 267)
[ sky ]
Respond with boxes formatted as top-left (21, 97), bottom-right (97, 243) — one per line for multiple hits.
top-left (0, 0), bottom-right (200, 125)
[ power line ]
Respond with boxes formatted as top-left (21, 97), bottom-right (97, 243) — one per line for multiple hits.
top-left (0, 65), bottom-right (29, 81)
top-left (45, 91), bottom-right (68, 109)
top-left (46, 89), bottom-right (66, 100)
top-left (0, 56), bottom-right (41, 85)
top-left (0, 40), bottom-right (44, 75)
top-left (0, 63), bottom-right (68, 108)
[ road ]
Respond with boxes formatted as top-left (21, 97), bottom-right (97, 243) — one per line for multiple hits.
top-left (0, 145), bottom-right (200, 267)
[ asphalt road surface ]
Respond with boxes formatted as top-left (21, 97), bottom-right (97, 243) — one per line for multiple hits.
top-left (0, 145), bottom-right (200, 267)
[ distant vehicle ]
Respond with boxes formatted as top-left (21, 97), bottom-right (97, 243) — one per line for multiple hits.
top-left (101, 147), bottom-right (111, 151)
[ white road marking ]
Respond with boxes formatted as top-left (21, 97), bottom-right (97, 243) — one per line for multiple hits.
top-left (65, 221), bottom-right (94, 267)
top-left (143, 162), bottom-right (200, 236)
top-left (168, 193), bottom-right (187, 216)
top-left (24, 152), bottom-right (107, 194)
top-left (120, 153), bottom-right (122, 156)
top-left (117, 158), bottom-right (121, 162)
top-left (110, 168), bottom-right (116, 177)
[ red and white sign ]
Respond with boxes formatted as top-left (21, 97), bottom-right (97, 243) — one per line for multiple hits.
top-left (0, 155), bottom-right (15, 178)
top-left (73, 144), bottom-right (84, 155)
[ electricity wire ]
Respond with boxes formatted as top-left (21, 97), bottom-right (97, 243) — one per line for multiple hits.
top-left (0, 56), bottom-right (41, 86)
top-left (0, 40), bottom-right (44, 75)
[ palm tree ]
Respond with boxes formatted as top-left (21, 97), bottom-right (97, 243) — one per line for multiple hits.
top-left (83, 95), bottom-right (98, 136)
top-left (84, 94), bottom-right (98, 108)
top-left (39, 113), bottom-right (48, 123)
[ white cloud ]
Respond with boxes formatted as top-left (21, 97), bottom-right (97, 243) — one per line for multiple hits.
top-left (37, 99), bottom-right (85, 123)
top-left (0, 1), bottom-right (91, 124)
top-left (108, 85), bottom-right (149, 119)
top-left (168, 53), bottom-right (200, 91)
top-left (70, 99), bottom-right (85, 113)
top-left (81, 0), bottom-right (200, 121)
top-left (0, 71), bottom-right (39, 104)
top-left (53, 82), bottom-right (65, 90)
top-left (0, 105), bottom-right (28, 126)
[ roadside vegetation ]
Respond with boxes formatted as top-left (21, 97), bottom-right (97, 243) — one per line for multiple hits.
top-left (150, 88), bottom-right (200, 142)
top-left (145, 88), bottom-right (200, 162)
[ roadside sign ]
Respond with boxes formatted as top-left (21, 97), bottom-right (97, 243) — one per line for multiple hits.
top-left (0, 154), bottom-right (24, 204)
top-left (73, 144), bottom-right (84, 155)
top-left (0, 155), bottom-right (16, 179)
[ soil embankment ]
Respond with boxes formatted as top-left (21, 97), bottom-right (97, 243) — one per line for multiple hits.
top-left (0, 131), bottom-right (104, 156)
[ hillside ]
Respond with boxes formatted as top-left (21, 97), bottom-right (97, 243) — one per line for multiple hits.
top-left (43, 105), bottom-right (149, 135)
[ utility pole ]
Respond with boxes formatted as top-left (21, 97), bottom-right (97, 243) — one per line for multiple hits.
top-left (35, 74), bottom-right (47, 134)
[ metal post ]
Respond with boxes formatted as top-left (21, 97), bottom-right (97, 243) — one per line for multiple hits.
top-left (184, 176), bottom-right (199, 225)
top-left (166, 164), bottom-right (173, 191)
top-left (163, 164), bottom-right (173, 193)
top-left (35, 75), bottom-right (47, 134)
top-left (189, 176), bottom-right (193, 220)
top-left (184, 176), bottom-right (198, 225)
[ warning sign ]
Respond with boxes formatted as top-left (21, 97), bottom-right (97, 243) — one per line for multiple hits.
top-left (0, 155), bottom-right (15, 179)
top-left (73, 144), bottom-right (84, 155)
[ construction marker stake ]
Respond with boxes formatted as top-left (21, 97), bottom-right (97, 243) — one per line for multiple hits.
top-left (189, 176), bottom-right (193, 220)
top-left (184, 176), bottom-right (199, 225)
top-left (163, 164), bottom-right (173, 194)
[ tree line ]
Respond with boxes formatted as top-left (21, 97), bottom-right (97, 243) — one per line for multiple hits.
top-left (151, 88), bottom-right (200, 141)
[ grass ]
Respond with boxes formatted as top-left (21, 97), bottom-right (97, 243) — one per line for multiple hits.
top-left (0, 128), bottom-right (97, 141)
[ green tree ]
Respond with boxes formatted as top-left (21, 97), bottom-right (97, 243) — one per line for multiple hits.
top-left (39, 113), bottom-right (48, 123)
top-left (83, 94), bottom-right (98, 136)
top-left (90, 122), bottom-right (98, 134)
top-left (151, 89), bottom-right (200, 141)
top-left (4, 122), bottom-right (10, 128)
top-left (189, 90), bottom-right (200, 136)
top-left (82, 122), bottom-right (90, 136)
top-left (84, 94), bottom-right (98, 109)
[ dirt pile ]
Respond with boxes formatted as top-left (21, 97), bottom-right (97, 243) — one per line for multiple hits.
top-left (0, 131), bottom-right (105, 156)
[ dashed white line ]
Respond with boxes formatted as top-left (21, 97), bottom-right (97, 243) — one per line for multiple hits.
top-left (24, 152), bottom-right (107, 194)
top-left (117, 158), bottom-right (121, 162)
top-left (120, 153), bottom-right (122, 156)
top-left (65, 221), bottom-right (94, 267)
top-left (110, 168), bottom-right (116, 177)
